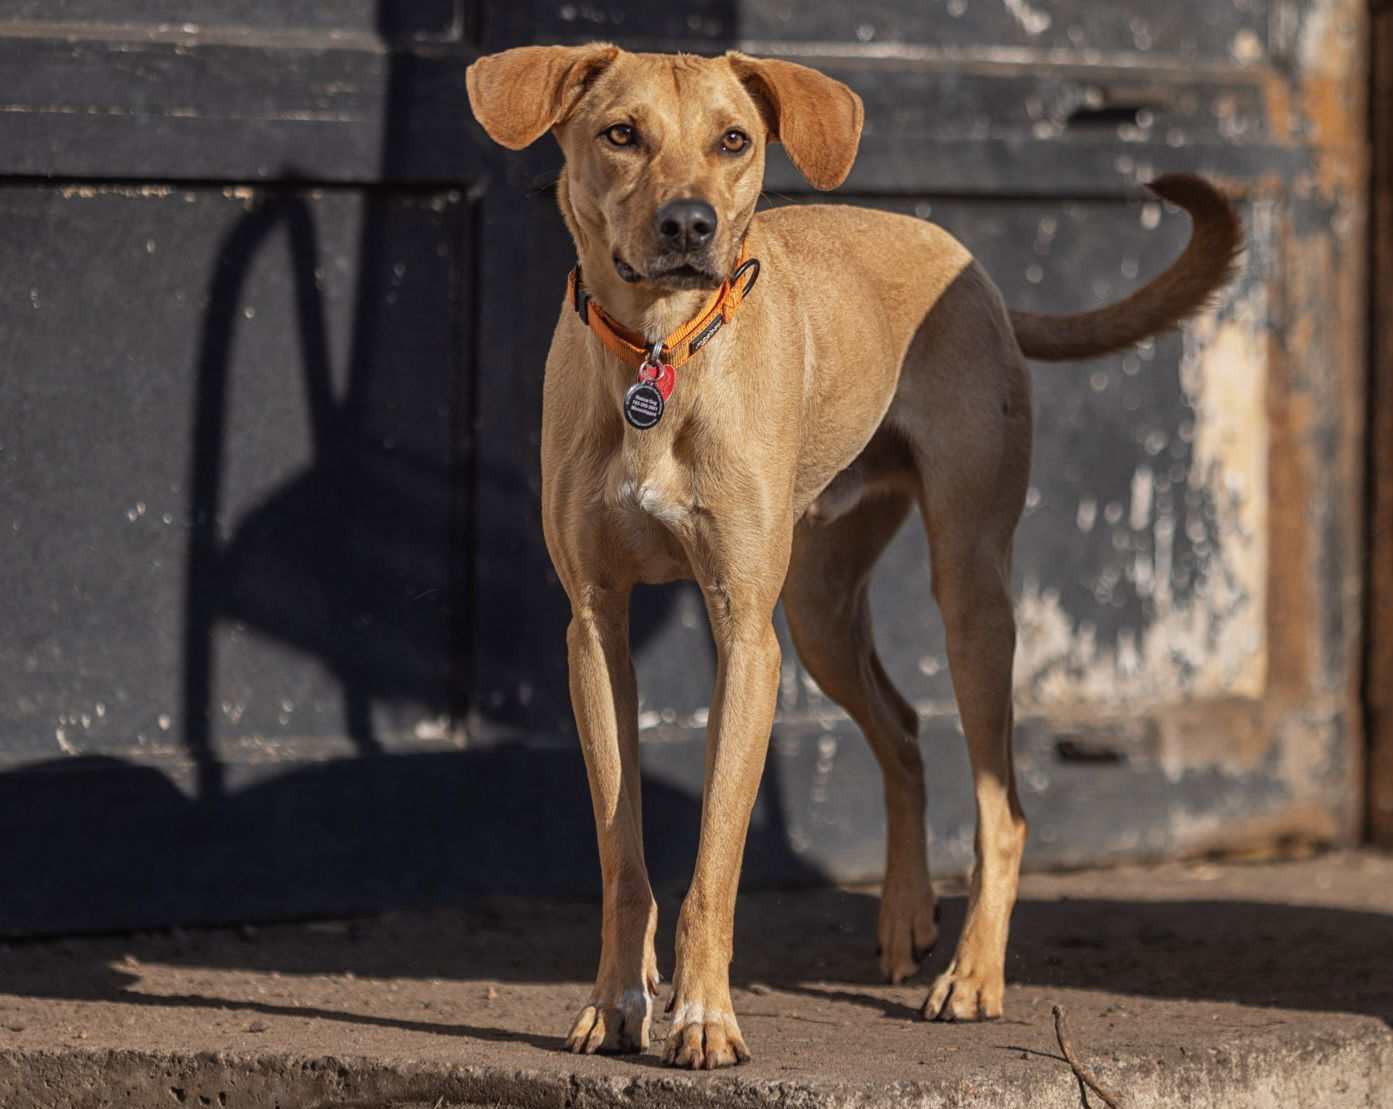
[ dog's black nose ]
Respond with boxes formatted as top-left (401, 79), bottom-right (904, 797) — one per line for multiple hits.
top-left (654, 199), bottom-right (717, 251)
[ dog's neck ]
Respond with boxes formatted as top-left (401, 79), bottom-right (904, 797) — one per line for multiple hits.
top-left (572, 241), bottom-right (728, 348)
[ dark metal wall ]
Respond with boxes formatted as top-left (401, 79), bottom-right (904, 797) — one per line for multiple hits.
top-left (0, 0), bottom-right (1368, 934)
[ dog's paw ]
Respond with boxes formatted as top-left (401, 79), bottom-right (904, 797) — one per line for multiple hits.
top-left (661, 1001), bottom-right (750, 1069)
top-left (564, 984), bottom-right (655, 1054)
top-left (919, 962), bottom-right (1004, 1021)
top-left (878, 878), bottom-right (938, 984)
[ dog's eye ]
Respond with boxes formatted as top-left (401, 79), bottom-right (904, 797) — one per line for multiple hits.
top-left (603, 124), bottom-right (637, 147)
top-left (720, 129), bottom-right (750, 154)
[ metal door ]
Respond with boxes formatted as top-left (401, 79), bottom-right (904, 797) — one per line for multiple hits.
top-left (0, 0), bottom-right (1367, 932)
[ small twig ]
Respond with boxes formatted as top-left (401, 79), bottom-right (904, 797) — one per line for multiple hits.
top-left (1052, 1004), bottom-right (1126, 1109)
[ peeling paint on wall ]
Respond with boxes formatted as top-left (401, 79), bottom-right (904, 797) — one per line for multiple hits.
top-left (1015, 280), bottom-right (1270, 709)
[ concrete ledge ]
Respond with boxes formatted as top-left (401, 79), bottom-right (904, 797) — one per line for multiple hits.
top-left (3, 1030), bottom-right (1393, 1109)
top-left (1, 852), bottom-right (1390, 1108)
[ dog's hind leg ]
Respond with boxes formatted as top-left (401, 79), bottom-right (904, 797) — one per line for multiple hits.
top-left (560, 580), bottom-right (660, 1054)
top-left (783, 485), bottom-right (939, 984)
top-left (916, 507), bottom-right (1026, 1020)
top-left (891, 266), bottom-right (1033, 1021)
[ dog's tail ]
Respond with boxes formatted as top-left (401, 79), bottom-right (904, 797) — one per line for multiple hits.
top-left (1008, 174), bottom-right (1243, 363)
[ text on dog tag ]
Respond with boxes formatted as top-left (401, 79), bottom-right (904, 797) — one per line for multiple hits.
top-left (623, 380), bottom-right (665, 429)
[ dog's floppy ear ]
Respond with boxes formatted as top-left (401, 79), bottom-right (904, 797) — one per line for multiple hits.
top-left (467, 43), bottom-right (620, 150)
top-left (726, 53), bottom-right (863, 190)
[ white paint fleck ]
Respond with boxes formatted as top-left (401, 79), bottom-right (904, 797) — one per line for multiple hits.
top-left (413, 716), bottom-right (453, 742)
top-left (1230, 28), bottom-right (1263, 64)
top-left (1296, 0), bottom-right (1335, 73)
top-left (1003, 0), bottom-right (1051, 36)
top-left (780, 662), bottom-right (799, 711)
top-left (1129, 465), bottom-right (1154, 530)
top-left (810, 733), bottom-right (837, 805)
top-left (1076, 497), bottom-right (1097, 533)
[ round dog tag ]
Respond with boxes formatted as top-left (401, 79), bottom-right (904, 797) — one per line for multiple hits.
top-left (623, 380), bottom-right (665, 429)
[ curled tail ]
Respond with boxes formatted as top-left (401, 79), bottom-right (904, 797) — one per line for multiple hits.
top-left (1009, 174), bottom-right (1243, 363)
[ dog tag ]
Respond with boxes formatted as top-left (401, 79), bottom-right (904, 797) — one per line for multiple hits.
top-left (623, 380), bottom-right (665, 429)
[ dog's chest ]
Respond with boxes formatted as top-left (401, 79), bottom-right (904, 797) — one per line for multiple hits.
top-left (602, 448), bottom-right (697, 579)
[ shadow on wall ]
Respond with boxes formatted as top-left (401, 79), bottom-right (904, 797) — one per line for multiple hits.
top-left (0, 0), bottom-right (797, 937)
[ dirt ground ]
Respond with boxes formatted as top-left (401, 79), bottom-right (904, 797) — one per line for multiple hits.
top-left (1, 849), bottom-right (1390, 1107)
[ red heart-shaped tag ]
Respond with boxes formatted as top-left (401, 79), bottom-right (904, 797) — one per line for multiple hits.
top-left (640, 362), bottom-right (675, 400)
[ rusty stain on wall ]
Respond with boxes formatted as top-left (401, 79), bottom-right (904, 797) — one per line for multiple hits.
top-left (1369, 2), bottom-right (1393, 845)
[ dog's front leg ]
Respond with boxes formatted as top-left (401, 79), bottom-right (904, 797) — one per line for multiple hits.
top-left (561, 582), bottom-right (660, 1054)
top-left (663, 581), bottom-right (783, 1069)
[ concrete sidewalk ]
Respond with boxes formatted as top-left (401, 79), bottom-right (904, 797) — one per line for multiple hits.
top-left (1, 850), bottom-right (1390, 1108)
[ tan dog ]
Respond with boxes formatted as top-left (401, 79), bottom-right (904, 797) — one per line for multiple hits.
top-left (467, 44), bottom-right (1240, 1069)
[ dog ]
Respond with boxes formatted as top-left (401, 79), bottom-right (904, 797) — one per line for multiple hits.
top-left (466, 43), bottom-right (1240, 1069)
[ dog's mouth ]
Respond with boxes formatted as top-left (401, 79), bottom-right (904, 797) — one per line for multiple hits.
top-left (613, 253), bottom-right (723, 291)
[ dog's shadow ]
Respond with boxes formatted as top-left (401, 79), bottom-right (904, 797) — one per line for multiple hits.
top-left (3, 878), bottom-right (1389, 1051)
top-left (767, 886), bottom-right (1393, 1028)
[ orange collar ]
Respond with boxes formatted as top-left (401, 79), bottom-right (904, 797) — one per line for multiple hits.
top-left (566, 242), bottom-right (760, 371)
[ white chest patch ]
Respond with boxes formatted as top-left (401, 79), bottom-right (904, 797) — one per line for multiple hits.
top-left (611, 470), bottom-right (691, 529)
top-left (634, 482), bottom-right (689, 527)
top-left (600, 458), bottom-right (699, 583)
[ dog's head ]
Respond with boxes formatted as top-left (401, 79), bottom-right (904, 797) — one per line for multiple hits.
top-left (467, 45), bottom-right (863, 293)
